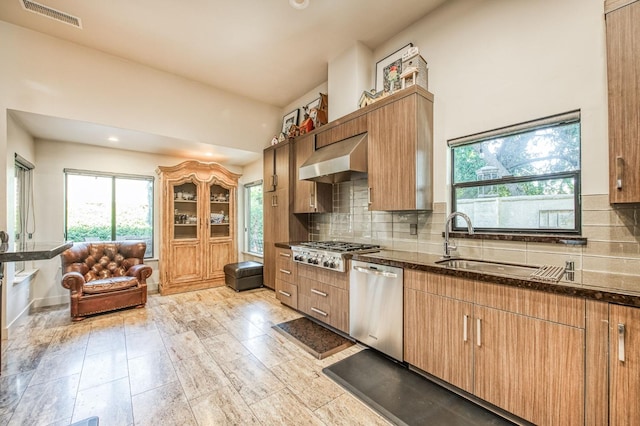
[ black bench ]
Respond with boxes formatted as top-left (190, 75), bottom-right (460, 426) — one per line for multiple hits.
top-left (224, 261), bottom-right (263, 291)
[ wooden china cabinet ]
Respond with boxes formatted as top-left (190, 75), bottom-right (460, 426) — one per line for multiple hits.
top-left (157, 161), bottom-right (240, 295)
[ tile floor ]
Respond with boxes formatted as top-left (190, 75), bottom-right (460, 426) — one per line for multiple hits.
top-left (0, 287), bottom-right (391, 426)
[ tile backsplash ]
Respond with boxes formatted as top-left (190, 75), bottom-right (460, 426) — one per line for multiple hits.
top-left (309, 180), bottom-right (640, 293)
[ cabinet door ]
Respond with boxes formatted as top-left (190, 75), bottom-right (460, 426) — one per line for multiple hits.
top-left (171, 181), bottom-right (200, 240)
top-left (168, 241), bottom-right (203, 284)
top-left (474, 306), bottom-right (584, 425)
top-left (206, 240), bottom-right (232, 282)
top-left (263, 149), bottom-right (275, 192)
top-left (404, 288), bottom-right (473, 393)
top-left (609, 304), bottom-right (640, 424)
top-left (607, 1), bottom-right (640, 203)
top-left (207, 182), bottom-right (230, 238)
top-left (294, 134), bottom-right (332, 213)
top-left (274, 143), bottom-right (290, 191)
top-left (315, 115), bottom-right (367, 149)
top-left (367, 96), bottom-right (417, 211)
top-left (262, 188), bottom-right (288, 290)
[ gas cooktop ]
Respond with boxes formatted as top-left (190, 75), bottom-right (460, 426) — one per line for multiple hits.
top-left (291, 241), bottom-right (381, 272)
top-left (296, 241), bottom-right (381, 253)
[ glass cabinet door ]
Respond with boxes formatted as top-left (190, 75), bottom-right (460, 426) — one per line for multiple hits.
top-left (209, 183), bottom-right (230, 238)
top-left (172, 181), bottom-right (199, 239)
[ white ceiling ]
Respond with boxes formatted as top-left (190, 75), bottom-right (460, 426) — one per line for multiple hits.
top-left (1, 0), bottom-right (446, 165)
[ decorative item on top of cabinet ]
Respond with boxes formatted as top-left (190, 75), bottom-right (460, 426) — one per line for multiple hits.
top-left (293, 134), bottom-right (332, 213)
top-left (367, 87), bottom-right (433, 211)
top-left (606, 0), bottom-right (640, 203)
top-left (157, 161), bottom-right (240, 295)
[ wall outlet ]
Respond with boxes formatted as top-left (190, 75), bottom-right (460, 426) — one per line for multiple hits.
top-left (410, 223), bottom-right (418, 235)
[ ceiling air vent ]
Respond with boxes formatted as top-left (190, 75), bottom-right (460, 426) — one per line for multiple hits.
top-left (20, 0), bottom-right (82, 29)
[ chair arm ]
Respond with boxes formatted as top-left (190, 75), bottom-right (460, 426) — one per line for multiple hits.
top-left (62, 271), bottom-right (86, 294)
top-left (127, 264), bottom-right (153, 283)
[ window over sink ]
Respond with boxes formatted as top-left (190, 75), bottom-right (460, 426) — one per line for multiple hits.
top-left (449, 110), bottom-right (581, 234)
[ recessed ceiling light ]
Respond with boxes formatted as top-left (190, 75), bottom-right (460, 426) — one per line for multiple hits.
top-left (289, 0), bottom-right (309, 10)
top-left (108, 136), bottom-right (119, 142)
top-left (205, 152), bottom-right (213, 157)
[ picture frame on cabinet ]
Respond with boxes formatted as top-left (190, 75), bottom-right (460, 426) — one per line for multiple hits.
top-left (282, 109), bottom-right (299, 135)
top-left (375, 42), bottom-right (413, 93)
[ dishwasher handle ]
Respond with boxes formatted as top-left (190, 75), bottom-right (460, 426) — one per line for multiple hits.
top-left (353, 265), bottom-right (399, 278)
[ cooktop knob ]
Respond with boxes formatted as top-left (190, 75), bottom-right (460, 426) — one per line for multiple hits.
top-left (323, 260), bottom-right (330, 267)
top-left (329, 261), bottom-right (336, 268)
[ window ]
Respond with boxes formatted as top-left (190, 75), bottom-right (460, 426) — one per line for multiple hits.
top-left (244, 180), bottom-right (263, 256)
top-left (14, 155), bottom-right (35, 273)
top-left (450, 111), bottom-right (581, 234)
top-left (64, 170), bottom-right (154, 257)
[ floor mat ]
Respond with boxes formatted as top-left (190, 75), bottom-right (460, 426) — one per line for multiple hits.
top-left (272, 317), bottom-right (353, 359)
top-left (323, 349), bottom-right (518, 426)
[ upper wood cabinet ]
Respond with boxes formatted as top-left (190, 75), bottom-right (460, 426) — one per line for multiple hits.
top-left (157, 161), bottom-right (239, 295)
top-left (315, 115), bottom-right (367, 149)
top-left (606, 0), bottom-right (640, 203)
top-left (367, 89), bottom-right (433, 211)
top-left (293, 134), bottom-right (332, 213)
top-left (263, 143), bottom-right (290, 192)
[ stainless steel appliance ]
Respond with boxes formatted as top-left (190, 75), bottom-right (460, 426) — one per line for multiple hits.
top-left (291, 241), bottom-right (380, 272)
top-left (350, 260), bottom-right (404, 361)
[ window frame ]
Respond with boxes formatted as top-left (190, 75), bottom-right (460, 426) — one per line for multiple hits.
top-left (14, 154), bottom-right (35, 274)
top-left (244, 179), bottom-right (264, 257)
top-left (64, 169), bottom-right (155, 258)
top-left (449, 111), bottom-right (581, 235)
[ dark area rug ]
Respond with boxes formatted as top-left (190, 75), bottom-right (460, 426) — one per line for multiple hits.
top-left (273, 317), bottom-right (353, 359)
top-left (323, 349), bottom-right (518, 426)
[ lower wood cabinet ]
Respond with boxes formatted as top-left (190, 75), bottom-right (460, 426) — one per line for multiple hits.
top-left (609, 303), bottom-right (640, 424)
top-left (404, 270), bottom-right (586, 425)
top-left (297, 263), bottom-right (349, 333)
top-left (274, 248), bottom-right (297, 308)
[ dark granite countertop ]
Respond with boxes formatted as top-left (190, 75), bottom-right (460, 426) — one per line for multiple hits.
top-left (352, 250), bottom-right (640, 308)
top-left (0, 241), bottom-right (73, 262)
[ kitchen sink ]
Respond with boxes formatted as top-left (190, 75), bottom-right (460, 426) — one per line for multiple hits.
top-left (435, 258), bottom-right (539, 278)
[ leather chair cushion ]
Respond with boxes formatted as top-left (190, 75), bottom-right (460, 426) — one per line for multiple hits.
top-left (83, 276), bottom-right (139, 294)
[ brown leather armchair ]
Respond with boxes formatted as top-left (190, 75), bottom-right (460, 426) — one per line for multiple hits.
top-left (61, 241), bottom-right (152, 321)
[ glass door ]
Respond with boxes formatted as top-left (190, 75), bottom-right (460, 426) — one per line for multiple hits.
top-left (173, 181), bottom-right (199, 239)
top-left (209, 183), bottom-right (230, 238)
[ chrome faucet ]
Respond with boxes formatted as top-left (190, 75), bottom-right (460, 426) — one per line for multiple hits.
top-left (443, 212), bottom-right (474, 258)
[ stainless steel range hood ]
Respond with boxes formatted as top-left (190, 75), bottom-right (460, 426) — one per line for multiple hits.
top-left (299, 133), bottom-right (367, 184)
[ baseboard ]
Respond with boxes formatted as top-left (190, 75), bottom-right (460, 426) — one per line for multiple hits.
top-left (5, 298), bottom-right (37, 338)
top-left (32, 294), bottom-right (68, 309)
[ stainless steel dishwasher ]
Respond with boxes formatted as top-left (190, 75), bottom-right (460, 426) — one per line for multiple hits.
top-left (350, 260), bottom-right (403, 361)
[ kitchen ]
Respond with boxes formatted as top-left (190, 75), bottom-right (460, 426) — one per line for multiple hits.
top-left (1, 0), bottom-right (639, 425)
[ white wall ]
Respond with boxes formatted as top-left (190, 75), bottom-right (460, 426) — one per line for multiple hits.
top-left (371, 0), bottom-right (608, 200)
top-left (328, 42), bottom-right (373, 120)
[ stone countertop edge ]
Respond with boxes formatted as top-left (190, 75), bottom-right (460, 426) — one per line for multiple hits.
top-left (0, 242), bottom-right (73, 262)
top-left (352, 250), bottom-right (640, 309)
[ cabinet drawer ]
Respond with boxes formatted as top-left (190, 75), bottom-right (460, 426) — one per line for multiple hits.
top-left (298, 263), bottom-right (348, 290)
top-left (276, 249), bottom-right (296, 283)
top-left (275, 280), bottom-right (298, 309)
top-left (299, 279), bottom-right (348, 332)
top-left (475, 282), bottom-right (585, 328)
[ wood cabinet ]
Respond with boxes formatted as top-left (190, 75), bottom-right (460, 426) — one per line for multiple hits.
top-left (293, 134), bottom-right (332, 213)
top-left (367, 89), bottom-right (433, 211)
top-left (609, 303), bottom-right (640, 424)
top-left (315, 115), bottom-right (367, 149)
top-left (606, 0), bottom-right (640, 203)
top-left (263, 142), bottom-right (290, 192)
top-left (404, 270), bottom-right (585, 425)
top-left (274, 247), bottom-right (298, 308)
top-left (263, 141), bottom-right (309, 289)
top-left (297, 263), bottom-right (349, 333)
top-left (157, 161), bottom-right (239, 295)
